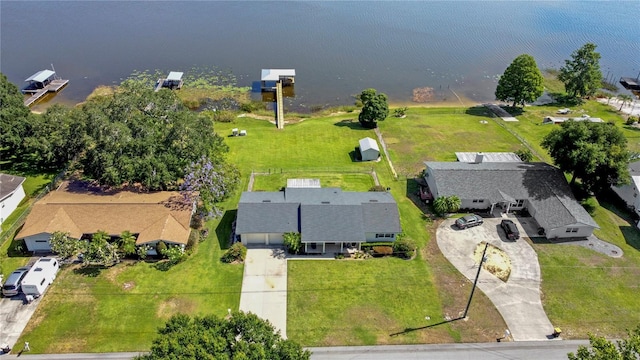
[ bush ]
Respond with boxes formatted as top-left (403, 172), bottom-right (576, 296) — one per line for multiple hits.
top-left (187, 230), bottom-right (199, 251)
top-left (221, 242), bottom-right (247, 263)
top-left (393, 107), bottom-right (408, 117)
top-left (156, 241), bottom-right (168, 258)
top-left (369, 185), bottom-right (387, 192)
top-left (360, 242), bottom-right (394, 251)
top-left (162, 246), bottom-right (187, 265)
top-left (240, 100), bottom-right (266, 113)
top-left (372, 246), bottom-right (393, 257)
top-left (213, 110), bottom-right (236, 123)
top-left (626, 116), bottom-right (638, 125)
top-left (393, 238), bottom-right (416, 259)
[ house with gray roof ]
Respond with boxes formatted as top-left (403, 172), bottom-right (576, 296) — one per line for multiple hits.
top-left (236, 188), bottom-right (401, 253)
top-left (423, 162), bottom-right (599, 239)
top-left (611, 161), bottom-right (640, 225)
top-left (0, 173), bottom-right (26, 225)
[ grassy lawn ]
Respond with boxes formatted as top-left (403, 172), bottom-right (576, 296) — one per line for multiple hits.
top-left (533, 197), bottom-right (640, 339)
top-left (377, 107), bottom-right (524, 174)
top-left (14, 197), bottom-right (244, 353)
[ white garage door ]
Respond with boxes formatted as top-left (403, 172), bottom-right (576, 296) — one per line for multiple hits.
top-left (25, 233), bottom-right (52, 251)
top-left (267, 233), bottom-right (284, 245)
top-left (243, 233), bottom-right (266, 245)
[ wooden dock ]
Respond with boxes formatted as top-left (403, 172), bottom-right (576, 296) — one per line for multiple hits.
top-left (23, 79), bottom-right (69, 107)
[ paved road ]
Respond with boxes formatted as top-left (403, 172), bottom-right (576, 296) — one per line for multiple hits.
top-left (239, 247), bottom-right (288, 338)
top-left (437, 218), bottom-right (554, 341)
top-left (0, 341), bottom-right (590, 359)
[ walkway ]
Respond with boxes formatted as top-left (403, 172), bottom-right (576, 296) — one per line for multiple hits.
top-left (437, 218), bottom-right (554, 341)
top-left (239, 247), bottom-right (288, 338)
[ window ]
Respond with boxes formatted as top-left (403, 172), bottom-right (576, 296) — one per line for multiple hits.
top-left (472, 199), bottom-right (485, 203)
top-left (376, 233), bottom-right (395, 238)
top-left (565, 228), bottom-right (579, 233)
top-left (35, 240), bottom-right (47, 243)
top-left (511, 199), bottom-right (525, 207)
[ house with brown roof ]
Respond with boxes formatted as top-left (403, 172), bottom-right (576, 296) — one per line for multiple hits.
top-left (15, 182), bottom-right (194, 254)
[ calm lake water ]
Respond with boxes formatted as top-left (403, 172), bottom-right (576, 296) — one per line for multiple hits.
top-left (1, 1), bottom-right (639, 110)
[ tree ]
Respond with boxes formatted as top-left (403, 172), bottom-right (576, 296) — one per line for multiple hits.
top-left (49, 231), bottom-right (84, 260)
top-left (515, 148), bottom-right (534, 162)
top-left (559, 43), bottom-right (603, 99)
top-left (283, 232), bottom-right (302, 254)
top-left (495, 54), bottom-right (544, 107)
top-left (118, 230), bottom-right (137, 257)
top-left (568, 325), bottom-right (640, 360)
top-left (0, 73), bottom-right (34, 168)
top-left (618, 94), bottom-right (633, 111)
top-left (180, 155), bottom-right (239, 219)
top-left (83, 231), bottom-right (119, 266)
top-left (541, 121), bottom-right (630, 194)
top-left (358, 88), bottom-right (389, 129)
top-left (138, 312), bottom-right (311, 360)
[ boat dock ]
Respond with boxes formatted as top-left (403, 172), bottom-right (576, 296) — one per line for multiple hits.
top-left (620, 77), bottom-right (640, 91)
top-left (23, 79), bottom-right (69, 107)
top-left (155, 71), bottom-right (184, 92)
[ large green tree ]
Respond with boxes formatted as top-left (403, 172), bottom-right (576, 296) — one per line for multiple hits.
top-left (541, 121), bottom-right (629, 194)
top-left (358, 88), bottom-right (389, 129)
top-left (495, 54), bottom-right (544, 107)
top-left (558, 43), bottom-right (603, 99)
top-left (0, 73), bottom-right (34, 168)
top-left (568, 325), bottom-right (640, 360)
top-left (83, 230), bottom-right (119, 267)
top-left (49, 231), bottom-right (84, 260)
top-left (81, 79), bottom-right (231, 190)
top-left (138, 312), bottom-right (311, 360)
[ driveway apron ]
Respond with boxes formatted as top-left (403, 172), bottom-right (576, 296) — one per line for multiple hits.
top-left (437, 218), bottom-right (554, 341)
top-left (239, 247), bottom-right (288, 338)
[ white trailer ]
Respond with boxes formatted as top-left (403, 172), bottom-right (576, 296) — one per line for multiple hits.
top-left (21, 257), bottom-right (59, 297)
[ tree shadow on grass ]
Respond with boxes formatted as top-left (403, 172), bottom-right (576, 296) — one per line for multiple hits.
top-left (216, 210), bottom-right (237, 250)
top-left (333, 119), bottom-right (368, 130)
top-left (546, 93), bottom-right (583, 107)
top-left (464, 105), bottom-right (495, 117)
top-left (73, 266), bottom-right (104, 277)
top-left (597, 194), bottom-right (640, 253)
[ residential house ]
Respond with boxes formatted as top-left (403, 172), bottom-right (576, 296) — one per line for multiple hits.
top-left (15, 182), bottom-right (193, 254)
top-left (611, 161), bottom-right (640, 224)
top-left (236, 187), bottom-right (401, 253)
top-left (0, 174), bottom-right (26, 225)
top-left (423, 161), bottom-right (599, 239)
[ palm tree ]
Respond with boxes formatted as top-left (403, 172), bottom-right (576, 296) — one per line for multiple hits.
top-left (619, 94), bottom-right (633, 111)
top-left (445, 195), bottom-right (461, 213)
top-left (433, 197), bottom-right (448, 217)
top-left (119, 230), bottom-right (137, 256)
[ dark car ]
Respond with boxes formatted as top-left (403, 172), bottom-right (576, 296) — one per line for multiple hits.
top-left (455, 215), bottom-right (483, 229)
top-left (501, 219), bottom-right (520, 240)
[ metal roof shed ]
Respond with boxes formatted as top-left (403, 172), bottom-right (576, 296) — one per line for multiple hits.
top-left (359, 137), bottom-right (380, 161)
top-left (25, 70), bottom-right (55, 84)
top-left (167, 72), bottom-right (183, 81)
top-left (261, 69), bottom-right (296, 81)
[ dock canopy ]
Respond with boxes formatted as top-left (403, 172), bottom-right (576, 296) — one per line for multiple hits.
top-left (261, 69), bottom-right (296, 81)
top-left (25, 70), bottom-right (55, 83)
top-left (167, 71), bottom-right (183, 81)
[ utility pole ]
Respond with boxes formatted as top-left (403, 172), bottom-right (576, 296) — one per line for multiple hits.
top-left (463, 242), bottom-right (489, 319)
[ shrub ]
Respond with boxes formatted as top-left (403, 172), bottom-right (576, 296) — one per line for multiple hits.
top-left (187, 230), bottom-right (199, 251)
top-left (283, 232), bottom-right (302, 254)
top-left (162, 246), bottom-right (186, 265)
top-left (240, 100), bottom-right (266, 113)
top-left (626, 116), bottom-right (638, 125)
top-left (372, 246), bottom-right (393, 257)
top-left (393, 238), bottom-right (416, 259)
top-left (369, 185), bottom-right (387, 192)
top-left (213, 110), bottom-right (236, 123)
top-left (221, 242), bottom-right (247, 263)
top-left (156, 241), bottom-right (168, 258)
top-left (393, 107), bottom-right (408, 117)
top-left (360, 242), bottom-right (394, 251)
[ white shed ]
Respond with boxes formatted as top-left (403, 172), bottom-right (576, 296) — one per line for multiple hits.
top-left (359, 137), bottom-right (380, 161)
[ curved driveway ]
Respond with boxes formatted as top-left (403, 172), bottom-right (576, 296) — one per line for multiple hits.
top-left (437, 218), bottom-right (554, 341)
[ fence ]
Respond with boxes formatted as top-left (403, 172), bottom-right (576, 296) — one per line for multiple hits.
top-left (0, 168), bottom-right (67, 247)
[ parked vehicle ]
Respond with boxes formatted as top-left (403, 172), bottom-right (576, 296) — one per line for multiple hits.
top-left (21, 257), bottom-right (59, 297)
top-left (455, 215), bottom-right (483, 229)
top-left (2, 266), bottom-right (31, 297)
top-left (501, 219), bottom-right (520, 240)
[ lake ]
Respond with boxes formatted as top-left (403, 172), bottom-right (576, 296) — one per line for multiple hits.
top-left (1, 1), bottom-right (639, 110)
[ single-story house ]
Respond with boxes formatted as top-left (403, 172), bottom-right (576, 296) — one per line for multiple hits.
top-left (236, 187), bottom-right (401, 253)
top-left (0, 174), bottom-right (26, 225)
top-left (15, 182), bottom-right (193, 254)
top-left (611, 161), bottom-right (640, 224)
top-left (358, 137), bottom-right (380, 161)
top-left (423, 161), bottom-right (599, 239)
top-left (543, 115), bottom-right (604, 124)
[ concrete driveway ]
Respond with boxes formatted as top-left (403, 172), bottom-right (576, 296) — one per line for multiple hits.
top-left (0, 294), bottom-right (41, 351)
top-left (437, 217), bottom-right (554, 341)
top-left (239, 247), bottom-right (288, 339)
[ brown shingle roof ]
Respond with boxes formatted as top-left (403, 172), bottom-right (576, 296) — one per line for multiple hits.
top-left (16, 187), bottom-right (192, 245)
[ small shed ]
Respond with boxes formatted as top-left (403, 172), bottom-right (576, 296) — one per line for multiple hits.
top-left (358, 137), bottom-right (380, 161)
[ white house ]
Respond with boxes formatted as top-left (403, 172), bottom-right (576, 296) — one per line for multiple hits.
top-left (0, 174), bottom-right (26, 225)
top-left (358, 137), bottom-right (380, 161)
top-left (423, 161), bottom-right (599, 239)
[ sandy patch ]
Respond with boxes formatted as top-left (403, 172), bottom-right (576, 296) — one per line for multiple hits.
top-left (156, 297), bottom-right (198, 320)
top-left (474, 242), bottom-right (511, 282)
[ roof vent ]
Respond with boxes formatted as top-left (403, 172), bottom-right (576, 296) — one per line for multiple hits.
top-left (369, 199), bottom-right (378, 202)
top-left (262, 200), bottom-right (271, 203)
top-left (321, 201), bottom-right (330, 204)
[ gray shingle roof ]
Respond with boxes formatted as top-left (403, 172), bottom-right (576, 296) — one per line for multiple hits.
top-left (424, 162), bottom-right (598, 229)
top-left (0, 173), bottom-right (26, 202)
top-left (236, 188), bottom-right (401, 242)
